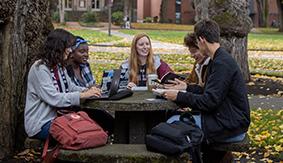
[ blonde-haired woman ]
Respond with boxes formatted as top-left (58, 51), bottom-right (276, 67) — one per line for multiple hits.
top-left (120, 33), bottom-right (173, 89)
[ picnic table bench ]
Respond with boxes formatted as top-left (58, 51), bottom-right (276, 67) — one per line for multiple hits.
top-left (56, 135), bottom-right (249, 162)
top-left (57, 144), bottom-right (190, 163)
top-left (25, 135), bottom-right (249, 163)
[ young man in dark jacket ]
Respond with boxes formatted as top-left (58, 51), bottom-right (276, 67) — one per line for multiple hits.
top-left (162, 19), bottom-right (250, 162)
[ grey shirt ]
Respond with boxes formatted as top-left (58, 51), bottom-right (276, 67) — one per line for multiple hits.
top-left (24, 60), bottom-right (85, 137)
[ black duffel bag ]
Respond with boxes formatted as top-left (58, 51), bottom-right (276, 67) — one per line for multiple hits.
top-left (145, 112), bottom-right (203, 163)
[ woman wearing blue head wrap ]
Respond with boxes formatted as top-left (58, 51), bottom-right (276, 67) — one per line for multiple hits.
top-left (66, 36), bottom-right (96, 88)
top-left (66, 36), bottom-right (114, 135)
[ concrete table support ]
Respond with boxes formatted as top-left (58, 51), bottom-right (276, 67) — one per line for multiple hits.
top-left (83, 91), bottom-right (177, 144)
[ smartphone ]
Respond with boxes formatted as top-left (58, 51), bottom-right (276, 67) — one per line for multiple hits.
top-left (152, 79), bottom-right (161, 84)
top-left (152, 79), bottom-right (165, 89)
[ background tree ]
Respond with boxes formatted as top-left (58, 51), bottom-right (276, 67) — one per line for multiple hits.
top-left (193, 0), bottom-right (252, 81)
top-left (123, 0), bottom-right (133, 22)
top-left (58, 0), bottom-right (65, 23)
top-left (277, 0), bottom-right (283, 31)
top-left (0, 0), bottom-right (53, 159)
top-left (256, 0), bottom-right (269, 27)
top-left (160, 0), bottom-right (169, 23)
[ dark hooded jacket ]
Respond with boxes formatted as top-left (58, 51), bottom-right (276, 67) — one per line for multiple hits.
top-left (176, 47), bottom-right (250, 143)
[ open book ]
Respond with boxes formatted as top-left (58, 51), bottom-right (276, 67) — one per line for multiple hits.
top-left (160, 72), bottom-right (186, 84)
top-left (152, 88), bottom-right (185, 96)
top-left (152, 88), bottom-right (167, 96)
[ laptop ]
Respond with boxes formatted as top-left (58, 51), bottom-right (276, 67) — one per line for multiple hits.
top-left (89, 69), bottom-right (121, 100)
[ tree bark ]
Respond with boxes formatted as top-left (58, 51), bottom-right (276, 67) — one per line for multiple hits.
top-left (256, 0), bottom-right (266, 27)
top-left (59, 0), bottom-right (65, 23)
top-left (194, 0), bottom-right (252, 81)
top-left (160, 0), bottom-right (168, 23)
top-left (194, 0), bottom-right (209, 21)
top-left (0, 0), bottom-right (53, 159)
top-left (277, 0), bottom-right (283, 31)
top-left (123, 0), bottom-right (132, 21)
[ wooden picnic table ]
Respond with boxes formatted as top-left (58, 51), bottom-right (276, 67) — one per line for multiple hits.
top-left (82, 91), bottom-right (178, 144)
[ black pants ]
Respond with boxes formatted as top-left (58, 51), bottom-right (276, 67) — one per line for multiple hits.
top-left (201, 143), bottom-right (233, 163)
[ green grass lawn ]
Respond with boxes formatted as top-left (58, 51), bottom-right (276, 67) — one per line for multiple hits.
top-left (119, 29), bottom-right (283, 50)
top-left (247, 109), bottom-right (283, 160)
top-left (249, 58), bottom-right (283, 77)
top-left (131, 23), bottom-right (194, 31)
top-left (57, 24), bottom-right (283, 50)
top-left (67, 29), bottom-right (122, 44)
top-left (120, 29), bottom-right (186, 44)
top-left (248, 33), bottom-right (283, 51)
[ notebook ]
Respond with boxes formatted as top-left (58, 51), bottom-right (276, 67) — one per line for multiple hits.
top-left (88, 69), bottom-right (121, 100)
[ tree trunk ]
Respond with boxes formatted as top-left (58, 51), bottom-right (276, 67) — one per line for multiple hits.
top-left (194, 0), bottom-right (252, 81)
top-left (256, 0), bottom-right (266, 27)
top-left (194, 0), bottom-right (209, 21)
top-left (0, 0), bottom-right (53, 159)
top-left (264, 0), bottom-right (269, 27)
top-left (124, 0), bottom-right (129, 18)
top-left (277, 0), bottom-right (283, 31)
top-left (160, 0), bottom-right (168, 23)
top-left (123, 0), bottom-right (132, 21)
top-left (59, 0), bottom-right (65, 23)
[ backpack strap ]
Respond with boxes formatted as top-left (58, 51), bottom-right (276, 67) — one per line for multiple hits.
top-left (42, 135), bottom-right (50, 159)
top-left (42, 135), bottom-right (61, 161)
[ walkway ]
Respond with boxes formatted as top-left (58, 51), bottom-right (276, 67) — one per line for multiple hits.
top-left (248, 95), bottom-right (283, 110)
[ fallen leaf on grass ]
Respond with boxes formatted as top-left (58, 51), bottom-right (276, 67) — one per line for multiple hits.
top-left (260, 158), bottom-right (273, 163)
top-left (274, 145), bottom-right (282, 152)
top-left (247, 82), bottom-right (255, 86)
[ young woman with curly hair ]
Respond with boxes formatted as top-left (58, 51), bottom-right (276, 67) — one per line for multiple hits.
top-left (24, 29), bottom-right (102, 140)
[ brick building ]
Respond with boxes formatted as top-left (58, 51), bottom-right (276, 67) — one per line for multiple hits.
top-left (134, 0), bottom-right (279, 26)
top-left (248, 0), bottom-right (279, 27)
top-left (61, 0), bottom-right (107, 20)
top-left (134, 0), bottom-right (195, 24)
top-left (59, 0), bottom-right (279, 27)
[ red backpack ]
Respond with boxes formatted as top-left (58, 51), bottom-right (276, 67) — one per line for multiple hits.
top-left (50, 111), bottom-right (108, 150)
top-left (42, 111), bottom-right (108, 162)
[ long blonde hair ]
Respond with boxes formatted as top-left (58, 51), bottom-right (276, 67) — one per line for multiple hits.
top-left (129, 33), bottom-right (155, 84)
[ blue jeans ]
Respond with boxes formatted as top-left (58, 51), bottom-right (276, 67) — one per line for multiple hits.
top-left (166, 115), bottom-right (245, 143)
top-left (167, 114), bottom-right (202, 128)
top-left (32, 120), bottom-right (52, 140)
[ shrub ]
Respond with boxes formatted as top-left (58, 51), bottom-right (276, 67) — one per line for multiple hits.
top-left (143, 17), bottom-right (153, 23)
top-left (51, 11), bottom-right (69, 23)
top-left (80, 11), bottom-right (97, 23)
top-left (52, 11), bottom-right (60, 23)
top-left (112, 11), bottom-right (123, 25)
top-left (64, 11), bottom-right (70, 21)
top-left (153, 16), bottom-right (158, 23)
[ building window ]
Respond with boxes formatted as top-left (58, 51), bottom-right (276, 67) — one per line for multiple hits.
top-left (92, 0), bottom-right (100, 9)
top-left (175, 0), bottom-right (181, 24)
top-left (79, 0), bottom-right (86, 8)
top-left (65, 0), bottom-right (72, 9)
